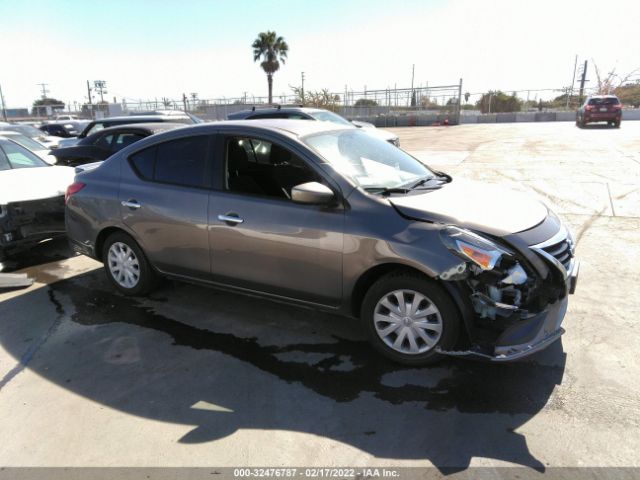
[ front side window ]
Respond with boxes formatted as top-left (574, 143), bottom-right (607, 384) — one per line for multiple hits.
top-left (86, 123), bottom-right (105, 136)
top-left (95, 134), bottom-right (114, 150)
top-left (129, 136), bottom-right (209, 188)
top-left (226, 137), bottom-right (320, 199)
top-left (0, 140), bottom-right (49, 169)
top-left (303, 129), bottom-right (433, 190)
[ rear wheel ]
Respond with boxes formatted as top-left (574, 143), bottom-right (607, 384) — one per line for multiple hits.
top-left (614, 119), bottom-right (621, 128)
top-left (102, 232), bottom-right (158, 296)
top-left (360, 272), bottom-right (460, 365)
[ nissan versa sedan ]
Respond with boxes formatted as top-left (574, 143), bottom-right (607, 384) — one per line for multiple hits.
top-left (66, 120), bottom-right (579, 364)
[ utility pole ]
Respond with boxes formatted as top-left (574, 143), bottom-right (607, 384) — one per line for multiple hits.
top-left (567, 54), bottom-right (578, 109)
top-left (0, 83), bottom-right (7, 121)
top-left (190, 93), bottom-right (198, 111)
top-left (182, 93), bottom-right (188, 112)
top-left (93, 80), bottom-right (107, 103)
top-left (37, 83), bottom-right (49, 99)
top-left (301, 72), bottom-right (305, 105)
top-left (578, 60), bottom-right (588, 104)
top-left (86, 80), bottom-right (94, 118)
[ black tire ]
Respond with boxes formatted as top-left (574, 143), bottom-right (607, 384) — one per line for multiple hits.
top-left (102, 232), bottom-right (159, 296)
top-left (360, 271), bottom-right (460, 366)
top-left (614, 120), bottom-right (621, 128)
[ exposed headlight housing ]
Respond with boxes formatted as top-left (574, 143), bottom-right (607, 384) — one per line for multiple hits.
top-left (439, 226), bottom-right (511, 270)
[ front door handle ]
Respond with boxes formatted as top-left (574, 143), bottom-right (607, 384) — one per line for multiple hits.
top-left (121, 200), bottom-right (141, 210)
top-left (218, 214), bottom-right (244, 225)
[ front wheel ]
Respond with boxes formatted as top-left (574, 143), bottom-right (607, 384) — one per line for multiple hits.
top-left (102, 232), bottom-right (158, 296)
top-left (360, 272), bottom-right (460, 365)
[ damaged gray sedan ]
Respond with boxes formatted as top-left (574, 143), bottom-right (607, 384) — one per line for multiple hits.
top-left (65, 120), bottom-right (579, 364)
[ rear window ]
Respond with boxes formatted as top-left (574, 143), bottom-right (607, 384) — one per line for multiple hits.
top-left (588, 97), bottom-right (619, 105)
top-left (128, 136), bottom-right (210, 188)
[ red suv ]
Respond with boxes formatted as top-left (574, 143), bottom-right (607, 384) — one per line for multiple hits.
top-left (576, 95), bottom-right (622, 128)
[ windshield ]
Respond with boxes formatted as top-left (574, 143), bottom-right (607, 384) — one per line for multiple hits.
top-left (3, 133), bottom-right (46, 151)
top-left (2, 124), bottom-right (45, 138)
top-left (308, 110), bottom-right (352, 126)
top-left (0, 139), bottom-right (49, 170)
top-left (303, 129), bottom-right (434, 189)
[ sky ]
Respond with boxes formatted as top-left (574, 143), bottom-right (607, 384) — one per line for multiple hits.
top-left (1, 0), bottom-right (639, 108)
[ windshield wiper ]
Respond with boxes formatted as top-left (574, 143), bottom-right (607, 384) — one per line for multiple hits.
top-left (403, 176), bottom-right (444, 190)
top-left (364, 187), bottom-right (412, 196)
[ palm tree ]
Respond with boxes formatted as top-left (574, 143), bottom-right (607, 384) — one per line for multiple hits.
top-left (252, 31), bottom-right (289, 104)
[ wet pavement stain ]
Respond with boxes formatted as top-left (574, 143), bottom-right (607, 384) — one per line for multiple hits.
top-left (51, 275), bottom-right (566, 414)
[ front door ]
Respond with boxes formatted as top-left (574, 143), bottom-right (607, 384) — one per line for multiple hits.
top-left (208, 134), bottom-right (344, 306)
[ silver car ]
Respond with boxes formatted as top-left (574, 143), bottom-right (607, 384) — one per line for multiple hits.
top-left (65, 120), bottom-right (579, 365)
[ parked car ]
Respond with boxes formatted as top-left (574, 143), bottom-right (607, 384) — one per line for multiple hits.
top-left (54, 114), bottom-right (80, 121)
top-left (228, 106), bottom-right (400, 146)
top-left (57, 114), bottom-right (198, 148)
top-left (40, 120), bottom-right (90, 138)
top-left (576, 95), bottom-right (622, 128)
top-left (0, 124), bottom-right (60, 149)
top-left (51, 123), bottom-right (186, 167)
top-left (129, 110), bottom-right (204, 123)
top-left (66, 119), bottom-right (579, 365)
top-left (0, 131), bottom-right (57, 164)
top-left (0, 138), bottom-right (75, 260)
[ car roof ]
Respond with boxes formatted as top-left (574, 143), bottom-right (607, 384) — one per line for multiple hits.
top-left (182, 119), bottom-right (352, 138)
top-left (93, 114), bottom-right (190, 123)
top-left (228, 106), bottom-right (328, 119)
top-left (91, 122), bottom-right (187, 134)
top-left (587, 94), bottom-right (619, 99)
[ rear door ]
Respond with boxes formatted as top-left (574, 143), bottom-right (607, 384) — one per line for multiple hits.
top-left (119, 134), bottom-right (215, 280)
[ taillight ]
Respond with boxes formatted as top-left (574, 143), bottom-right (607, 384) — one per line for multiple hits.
top-left (65, 182), bottom-right (85, 205)
top-left (585, 105), bottom-right (593, 111)
top-left (613, 103), bottom-right (622, 110)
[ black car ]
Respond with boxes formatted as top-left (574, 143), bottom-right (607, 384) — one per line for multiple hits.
top-left (50, 123), bottom-right (186, 167)
top-left (57, 114), bottom-right (198, 148)
top-left (576, 95), bottom-right (622, 128)
top-left (40, 122), bottom-right (83, 138)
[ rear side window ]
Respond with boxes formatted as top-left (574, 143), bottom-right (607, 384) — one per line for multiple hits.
top-left (129, 136), bottom-right (210, 188)
top-left (130, 146), bottom-right (156, 179)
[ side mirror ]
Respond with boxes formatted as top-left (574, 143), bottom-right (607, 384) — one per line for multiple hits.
top-left (291, 182), bottom-right (334, 205)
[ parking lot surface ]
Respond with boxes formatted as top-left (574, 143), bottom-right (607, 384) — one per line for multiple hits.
top-left (0, 122), bottom-right (639, 470)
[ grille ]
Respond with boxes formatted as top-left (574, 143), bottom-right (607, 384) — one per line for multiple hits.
top-left (541, 238), bottom-right (573, 272)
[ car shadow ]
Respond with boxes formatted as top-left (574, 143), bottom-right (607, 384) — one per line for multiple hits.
top-left (0, 237), bottom-right (76, 273)
top-left (0, 270), bottom-right (566, 471)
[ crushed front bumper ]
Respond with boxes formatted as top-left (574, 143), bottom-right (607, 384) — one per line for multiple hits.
top-left (439, 256), bottom-right (579, 362)
top-left (0, 196), bottom-right (66, 258)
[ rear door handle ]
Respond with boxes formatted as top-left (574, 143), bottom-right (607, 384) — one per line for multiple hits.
top-left (121, 200), bottom-right (141, 210)
top-left (218, 214), bottom-right (244, 225)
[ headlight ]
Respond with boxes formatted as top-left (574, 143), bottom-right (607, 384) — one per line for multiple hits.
top-left (439, 226), bottom-right (511, 270)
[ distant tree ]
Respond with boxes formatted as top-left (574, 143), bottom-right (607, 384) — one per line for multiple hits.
top-left (475, 90), bottom-right (522, 113)
top-left (592, 60), bottom-right (639, 95)
top-left (252, 31), bottom-right (289, 104)
top-left (614, 82), bottom-right (640, 107)
top-left (446, 97), bottom-right (459, 106)
top-left (291, 87), bottom-right (340, 111)
top-left (354, 98), bottom-right (378, 107)
top-left (31, 97), bottom-right (64, 116)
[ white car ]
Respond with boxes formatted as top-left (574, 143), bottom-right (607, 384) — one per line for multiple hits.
top-left (0, 131), bottom-right (57, 164)
top-left (0, 138), bottom-right (75, 260)
top-left (0, 124), bottom-right (61, 149)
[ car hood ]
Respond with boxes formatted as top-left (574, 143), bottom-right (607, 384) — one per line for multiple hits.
top-left (0, 166), bottom-right (76, 204)
top-left (388, 179), bottom-right (548, 236)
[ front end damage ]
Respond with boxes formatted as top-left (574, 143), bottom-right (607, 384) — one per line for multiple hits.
top-left (436, 225), bottom-right (579, 361)
top-left (0, 195), bottom-right (66, 260)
